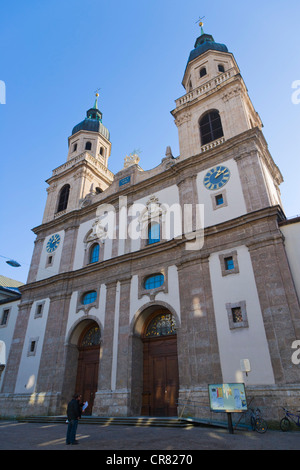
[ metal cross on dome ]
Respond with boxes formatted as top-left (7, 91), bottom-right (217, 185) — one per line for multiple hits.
top-left (195, 16), bottom-right (205, 34)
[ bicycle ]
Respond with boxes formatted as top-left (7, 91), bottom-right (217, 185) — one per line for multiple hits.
top-left (280, 407), bottom-right (300, 432)
top-left (247, 408), bottom-right (268, 434)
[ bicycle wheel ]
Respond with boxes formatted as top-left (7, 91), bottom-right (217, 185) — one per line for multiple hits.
top-left (250, 416), bottom-right (256, 431)
top-left (280, 417), bottom-right (290, 432)
top-left (255, 418), bottom-right (268, 434)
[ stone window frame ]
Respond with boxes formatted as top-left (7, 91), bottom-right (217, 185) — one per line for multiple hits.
top-left (34, 301), bottom-right (45, 319)
top-left (211, 189), bottom-right (228, 211)
top-left (83, 229), bottom-right (105, 267)
top-left (27, 337), bottom-right (39, 356)
top-left (219, 250), bottom-right (240, 276)
top-left (45, 253), bottom-right (55, 268)
top-left (138, 266), bottom-right (168, 300)
top-left (226, 301), bottom-right (249, 330)
top-left (76, 285), bottom-right (100, 314)
top-left (0, 306), bottom-right (11, 327)
top-left (140, 216), bottom-right (163, 250)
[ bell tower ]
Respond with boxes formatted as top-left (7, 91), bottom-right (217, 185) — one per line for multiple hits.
top-left (42, 93), bottom-right (114, 224)
top-left (171, 23), bottom-right (263, 159)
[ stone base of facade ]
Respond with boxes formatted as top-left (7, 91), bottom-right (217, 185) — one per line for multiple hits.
top-left (1, 385), bottom-right (300, 421)
top-left (0, 392), bottom-right (62, 418)
top-left (92, 389), bottom-right (132, 417)
top-left (178, 384), bottom-right (300, 423)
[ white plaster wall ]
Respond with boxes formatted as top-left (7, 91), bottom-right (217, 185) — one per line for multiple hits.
top-left (129, 265), bottom-right (181, 326)
top-left (14, 298), bottom-right (50, 394)
top-left (65, 284), bottom-right (107, 344)
top-left (73, 219), bottom-right (111, 271)
top-left (196, 158), bottom-right (247, 228)
top-left (0, 300), bottom-right (20, 389)
top-left (209, 245), bottom-right (275, 385)
top-left (281, 222), bottom-right (300, 303)
top-left (129, 185), bottom-right (181, 253)
top-left (36, 231), bottom-right (65, 281)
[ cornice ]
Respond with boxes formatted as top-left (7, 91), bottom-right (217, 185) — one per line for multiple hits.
top-left (23, 205), bottom-right (284, 295)
top-left (32, 128), bottom-right (283, 235)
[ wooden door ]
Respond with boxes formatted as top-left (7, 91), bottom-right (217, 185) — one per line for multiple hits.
top-left (75, 323), bottom-right (100, 415)
top-left (142, 336), bottom-right (179, 417)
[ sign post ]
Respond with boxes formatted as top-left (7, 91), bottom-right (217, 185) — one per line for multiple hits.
top-left (208, 383), bottom-right (247, 434)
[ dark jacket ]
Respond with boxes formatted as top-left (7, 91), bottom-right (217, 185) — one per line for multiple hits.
top-left (67, 398), bottom-right (81, 420)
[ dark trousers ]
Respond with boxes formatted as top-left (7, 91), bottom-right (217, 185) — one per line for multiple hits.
top-left (66, 419), bottom-right (78, 444)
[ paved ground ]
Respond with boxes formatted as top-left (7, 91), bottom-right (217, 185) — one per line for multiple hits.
top-left (0, 420), bottom-right (299, 453)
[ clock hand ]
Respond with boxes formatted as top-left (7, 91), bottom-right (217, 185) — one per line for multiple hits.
top-left (215, 169), bottom-right (226, 178)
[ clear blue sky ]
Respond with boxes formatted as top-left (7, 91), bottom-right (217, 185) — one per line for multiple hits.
top-left (1, 0), bottom-right (299, 283)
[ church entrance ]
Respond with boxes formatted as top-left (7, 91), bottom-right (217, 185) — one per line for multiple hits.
top-left (75, 322), bottom-right (100, 415)
top-left (141, 310), bottom-right (179, 417)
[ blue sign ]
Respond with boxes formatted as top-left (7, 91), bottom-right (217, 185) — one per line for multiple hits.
top-left (208, 383), bottom-right (247, 413)
top-left (119, 176), bottom-right (131, 187)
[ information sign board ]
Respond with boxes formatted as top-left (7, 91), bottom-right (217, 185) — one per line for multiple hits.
top-left (208, 383), bottom-right (247, 413)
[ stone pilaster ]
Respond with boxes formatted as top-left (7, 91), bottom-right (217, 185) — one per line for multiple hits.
top-left (1, 300), bottom-right (33, 393)
top-left (176, 255), bottom-right (222, 390)
top-left (235, 150), bottom-right (271, 212)
top-left (248, 235), bottom-right (300, 384)
top-left (26, 237), bottom-right (45, 283)
top-left (59, 224), bottom-right (79, 272)
top-left (35, 292), bottom-right (71, 395)
top-left (97, 280), bottom-right (117, 393)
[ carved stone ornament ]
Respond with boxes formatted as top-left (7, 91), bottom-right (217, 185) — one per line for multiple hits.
top-left (138, 195), bottom-right (166, 230)
top-left (87, 217), bottom-right (107, 244)
top-left (124, 153), bottom-right (140, 168)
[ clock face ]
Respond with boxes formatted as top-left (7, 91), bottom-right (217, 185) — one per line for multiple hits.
top-left (46, 234), bottom-right (61, 253)
top-left (203, 166), bottom-right (230, 191)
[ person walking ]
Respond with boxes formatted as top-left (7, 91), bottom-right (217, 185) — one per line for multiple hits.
top-left (66, 394), bottom-right (82, 445)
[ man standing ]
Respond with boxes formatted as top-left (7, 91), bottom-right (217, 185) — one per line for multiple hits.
top-left (66, 394), bottom-right (81, 445)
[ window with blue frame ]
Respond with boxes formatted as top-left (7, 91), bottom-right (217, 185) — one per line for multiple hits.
top-left (144, 274), bottom-right (164, 290)
top-left (215, 194), bottom-right (224, 206)
top-left (82, 291), bottom-right (97, 305)
top-left (89, 243), bottom-right (99, 263)
top-left (224, 256), bottom-right (234, 271)
top-left (148, 222), bottom-right (160, 245)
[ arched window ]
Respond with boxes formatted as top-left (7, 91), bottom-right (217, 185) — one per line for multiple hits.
top-left (73, 143), bottom-right (77, 152)
top-left (200, 110), bottom-right (224, 146)
top-left (89, 243), bottom-right (99, 263)
top-left (144, 273), bottom-right (164, 290)
top-left (80, 325), bottom-right (101, 347)
top-left (218, 64), bottom-right (225, 73)
top-left (85, 141), bottom-right (92, 150)
top-left (200, 67), bottom-right (207, 78)
top-left (57, 184), bottom-right (70, 213)
top-left (148, 222), bottom-right (160, 245)
top-left (99, 147), bottom-right (104, 156)
top-left (82, 291), bottom-right (97, 305)
top-left (145, 313), bottom-right (177, 338)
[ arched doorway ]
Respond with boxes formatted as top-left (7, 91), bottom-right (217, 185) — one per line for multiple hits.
top-left (75, 321), bottom-right (100, 415)
top-left (141, 309), bottom-right (179, 417)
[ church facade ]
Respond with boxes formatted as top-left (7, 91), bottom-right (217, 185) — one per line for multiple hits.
top-left (1, 29), bottom-right (300, 420)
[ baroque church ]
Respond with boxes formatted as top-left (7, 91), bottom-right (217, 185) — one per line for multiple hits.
top-left (1, 26), bottom-right (300, 421)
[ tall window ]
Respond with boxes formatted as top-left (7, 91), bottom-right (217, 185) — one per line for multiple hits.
top-left (200, 67), bottom-right (207, 78)
top-left (85, 141), bottom-right (92, 150)
top-left (148, 222), bottom-right (160, 245)
top-left (200, 111), bottom-right (224, 145)
top-left (57, 184), bottom-right (70, 213)
top-left (89, 243), bottom-right (99, 263)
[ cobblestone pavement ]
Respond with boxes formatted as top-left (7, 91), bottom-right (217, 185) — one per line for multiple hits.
top-left (0, 420), bottom-right (299, 453)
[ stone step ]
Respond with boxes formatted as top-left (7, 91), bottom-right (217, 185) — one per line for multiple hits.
top-left (18, 415), bottom-right (197, 428)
